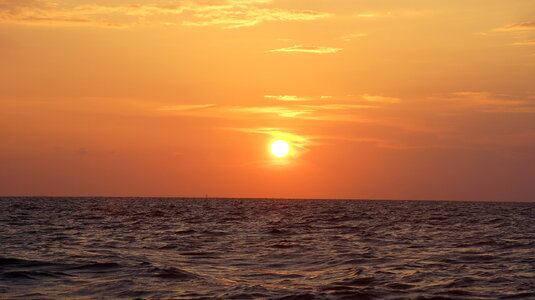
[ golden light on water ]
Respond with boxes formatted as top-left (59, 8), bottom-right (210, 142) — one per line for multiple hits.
top-left (271, 140), bottom-right (290, 158)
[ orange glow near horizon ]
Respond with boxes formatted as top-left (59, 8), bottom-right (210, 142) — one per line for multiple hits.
top-left (0, 0), bottom-right (534, 201)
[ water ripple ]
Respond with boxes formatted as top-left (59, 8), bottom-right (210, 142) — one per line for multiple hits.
top-left (0, 197), bottom-right (534, 299)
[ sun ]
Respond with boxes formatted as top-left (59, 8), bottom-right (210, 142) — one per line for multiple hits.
top-left (271, 140), bottom-right (290, 158)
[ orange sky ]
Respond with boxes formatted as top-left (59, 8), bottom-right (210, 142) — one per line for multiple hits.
top-left (1, 0), bottom-right (534, 201)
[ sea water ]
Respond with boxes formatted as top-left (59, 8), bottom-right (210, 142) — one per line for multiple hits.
top-left (1, 197), bottom-right (534, 299)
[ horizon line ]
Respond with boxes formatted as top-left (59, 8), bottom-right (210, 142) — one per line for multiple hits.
top-left (0, 196), bottom-right (532, 203)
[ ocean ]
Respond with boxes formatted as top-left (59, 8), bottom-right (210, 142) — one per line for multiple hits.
top-left (0, 197), bottom-right (534, 299)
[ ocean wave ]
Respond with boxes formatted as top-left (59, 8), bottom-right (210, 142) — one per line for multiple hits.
top-left (0, 197), bottom-right (533, 299)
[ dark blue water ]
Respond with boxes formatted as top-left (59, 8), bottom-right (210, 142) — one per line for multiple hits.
top-left (0, 197), bottom-right (534, 299)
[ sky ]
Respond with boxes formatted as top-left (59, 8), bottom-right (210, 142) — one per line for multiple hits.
top-left (1, 0), bottom-right (534, 201)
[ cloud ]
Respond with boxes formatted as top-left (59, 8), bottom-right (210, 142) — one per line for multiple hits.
top-left (451, 91), bottom-right (492, 98)
top-left (353, 10), bottom-right (431, 19)
top-left (156, 104), bottom-right (315, 119)
top-left (356, 12), bottom-right (392, 18)
top-left (229, 106), bottom-right (314, 118)
top-left (227, 102), bottom-right (379, 120)
top-left (483, 107), bottom-right (535, 113)
top-left (41, 92), bottom-right (535, 154)
top-left (156, 104), bottom-right (216, 111)
top-left (300, 104), bottom-right (378, 110)
top-left (362, 94), bottom-right (401, 104)
top-left (0, 0), bottom-right (330, 28)
top-left (340, 33), bottom-right (367, 42)
top-left (74, 4), bottom-right (188, 17)
top-left (264, 95), bottom-right (310, 101)
top-left (0, 0), bottom-right (128, 27)
top-left (495, 21), bottom-right (535, 32)
top-left (230, 127), bottom-right (317, 157)
top-left (0, 0), bottom-right (52, 14)
top-left (182, 7), bottom-right (330, 29)
top-left (325, 136), bottom-right (422, 150)
top-left (512, 40), bottom-right (535, 46)
top-left (236, 127), bottom-right (313, 145)
top-left (233, 127), bottom-right (430, 153)
top-left (268, 45), bottom-right (342, 54)
top-left (448, 92), bottom-right (535, 113)
top-left (264, 95), bottom-right (339, 101)
top-left (154, 97), bottom-right (380, 121)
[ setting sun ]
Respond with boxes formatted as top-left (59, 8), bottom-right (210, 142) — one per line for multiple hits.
top-left (271, 140), bottom-right (290, 158)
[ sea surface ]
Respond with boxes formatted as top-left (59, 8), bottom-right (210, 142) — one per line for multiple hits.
top-left (0, 197), bottom-right (534, 299)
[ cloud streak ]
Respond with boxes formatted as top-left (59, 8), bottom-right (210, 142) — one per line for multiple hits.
top-left (182, 6), bottom-right (330, 29)
top-left (340, 33), bottom-right (367, 42)
top-left (264, 95), bottom-right (339, 102)
top-left (268, 45), bottom-right (342, 54)
top-left (356, 12), bottom-right (392, 18)
top-left (229, 106), bottom-right (315, 118)
top-left (0, 0), bottom-right (330, 28)
top-left (447, 92), bottom-right (535, 113)
top-left (264, 95), bottom-right (310, 101)
top-left (512, 40), bottom-right (535, 46)
top-left (362, 94), bottom-right (401, 104)
top-left (234, 127), bottom-right (315, 149)
top-left (155, 99), bottom-right (378, 121)
top-left (495, 21), bottom-right (535, 32)
top-left (0, 0), bottom-right (331, 28)
top-left (157, 104), bottom-right (216, 111)
top-left (0, 0), bottom-right (125, 27)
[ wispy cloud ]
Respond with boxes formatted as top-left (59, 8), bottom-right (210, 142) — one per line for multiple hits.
top-left (155, 104), bottom-right (314, 119)
top-left (356, 12), bottom-right (392, 18)
top-left (0, 0), bottom-right (127, 27)
top-left (63, 92), bottom-right (535, 153)
top-left (264, 95), bottom-right (310, 101)
top-left (0, 0), bottom-right (52, 14)
top-left (0, 0), bottom-right (330, 28)
top-left (156, 104), bottom-right (216, 111)
top-left (512, 40), bottom-right (535, 46)
top-left (300, 104), bottom-right (378, 110)
top-left (448, 92), bottom-right (535, 113)
top-left (235, 127), bottom-right (314, 148)
top-left (154, 98), bottom-right (379, 121)
top-left (354, 10), bottom-right (431, 19)
top-left (264, 95), bottom-right (336, 101)
top-left (268, 45), bottom-right (342, 54)
top-left (495, 21), bottom-right (535, 32)
top-left (229, 106), bottom-right (314, 118)
top-left (324, 136), bottom-right (423, 150)
top-left (182, 6), bottom-right (330, 29)
top-left (362, 94), bottom-right (401, 104)
top-left (340, 33), bottom-right (367, 42)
